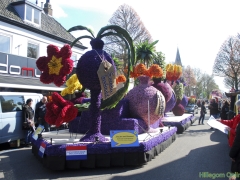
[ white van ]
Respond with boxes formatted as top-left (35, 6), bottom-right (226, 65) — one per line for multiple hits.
top-left (0, 92), bottom-right (43, 144)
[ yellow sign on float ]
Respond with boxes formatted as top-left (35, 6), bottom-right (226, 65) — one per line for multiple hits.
top-left (110, 130), bottom-right (139, 148)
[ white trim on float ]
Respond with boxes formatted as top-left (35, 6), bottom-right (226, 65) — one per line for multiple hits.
top-left (0, 83), bottom-right (64, 91)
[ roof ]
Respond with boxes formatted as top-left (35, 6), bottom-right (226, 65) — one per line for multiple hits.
top-left (175, 48), bottom-right (182, 66)
top-left (0, 74), bottom-right (66, 91)
top-left (0, 0), bottom-right (87, 50)
top-left (225, 91), bottom-right (240, 97)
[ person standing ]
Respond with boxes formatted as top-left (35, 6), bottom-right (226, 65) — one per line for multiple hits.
top-left (228, 101), bottom-right (240, 180)
top-left (35, 96), bottom-right (49, 132)
top-left (209, 99), bottom-right (220, 118)
top-left (199, 101), bottom-right (206, 125)
top-left (221, 100), bottom-right (230, 120)
top-left (219, 100), bottom-right (240, 147)
top-left (22, 98), bottom-right (35, 146)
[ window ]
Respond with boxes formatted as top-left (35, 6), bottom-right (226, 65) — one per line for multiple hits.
top-left (0, 34), bottom-right (10, 53)
top-left (25, 5), bottom-right (40, 25)
top-left (0, 95), bottom-right (24, 113)
top-left (71, 54), bottom-right (78, 67)
top-left (27, 42), bottom-right (39, 59)
top-left (26, 5), bottom-right (32, 21)
top-left (34, 9), bottom-right (39, 24)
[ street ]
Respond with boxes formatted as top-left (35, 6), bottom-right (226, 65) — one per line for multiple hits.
top-left (0, 112), bottom-right (232, 180)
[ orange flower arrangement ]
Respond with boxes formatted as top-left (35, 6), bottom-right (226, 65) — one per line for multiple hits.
top-left (148, 64), bottom-right (163, 78)
top-left (116, 75), bottom-right (126, 84)
top-left (135, 63), bottom-right (148, 77)
top-left (128, 63), bottom-right (163, 79)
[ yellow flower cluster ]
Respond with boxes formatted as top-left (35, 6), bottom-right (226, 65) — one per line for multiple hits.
top-left (48, 56), bottom-right (63, 75)
top-left (166, 64), bottom-right (182, 81)
top-left (61, 74), bottom-right (82, 96)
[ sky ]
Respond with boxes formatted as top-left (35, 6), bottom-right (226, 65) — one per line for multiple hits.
top-left (33, 0), bottom-right (240, 92)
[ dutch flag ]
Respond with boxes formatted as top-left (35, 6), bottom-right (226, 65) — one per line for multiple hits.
top-left (38, 142), bottom-right (46, 158)
top-left (66, 146), bottom-right (87, 160)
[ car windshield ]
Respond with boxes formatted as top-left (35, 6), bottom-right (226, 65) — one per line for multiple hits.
top-left (187, 104), bottom-right (195, 107)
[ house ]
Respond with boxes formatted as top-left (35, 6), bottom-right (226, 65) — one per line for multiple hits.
top-left (0, 0), bottom-right (87, 94)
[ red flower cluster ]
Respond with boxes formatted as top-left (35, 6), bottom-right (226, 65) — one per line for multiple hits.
top-left (36, 44), bottom-right (73, 87)
top-left (45, 92), bottom-right (78, 127)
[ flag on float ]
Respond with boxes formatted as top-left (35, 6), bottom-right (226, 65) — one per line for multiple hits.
top-left (38, 142), bottom-right (46, 158)
top-left (66, 146), bottom-right (87, 160)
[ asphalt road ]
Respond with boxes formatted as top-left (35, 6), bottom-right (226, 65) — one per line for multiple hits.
top-left (0, 112), bottom-right (233, 180)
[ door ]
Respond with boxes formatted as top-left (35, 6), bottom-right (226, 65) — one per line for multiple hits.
top-left (0, 95), bottom-right (25, 143)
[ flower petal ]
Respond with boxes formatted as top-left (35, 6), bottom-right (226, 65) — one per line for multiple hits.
top-left (60, 44), bottom-right (72, 59)
top-left (53, 75), bottom-right (66, 87)
top-left (47, 45), bottom-right (60, 58)
top-left (40, 72), bottom-right (54, 84)
top-left (61, 58), bottom-right (73, 75)
top-left (36, 56), bottom-right (49, 71)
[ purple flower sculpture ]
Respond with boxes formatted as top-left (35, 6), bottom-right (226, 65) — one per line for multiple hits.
top-left (125, 75), bottom-right (165, 126)
top-left (180, 95), bottom-right (188, 108)
top-left (76, 38), bottom-right (115, 142)
top-left (152, 80), bottom-right (173, 103)
top-left (164, 91), bottom-right (177, 113)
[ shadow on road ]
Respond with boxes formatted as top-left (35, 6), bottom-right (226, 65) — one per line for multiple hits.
top-left (109, 130), bottom-right (232, 180)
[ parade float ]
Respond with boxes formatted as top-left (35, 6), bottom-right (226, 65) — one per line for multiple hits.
top-left (160, 64), bottom-right (195, 133)
top-left (29, 25), bottom-right (195, 170)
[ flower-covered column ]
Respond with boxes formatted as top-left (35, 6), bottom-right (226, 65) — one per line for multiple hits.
top-left (80, 89), bottom-right (106, 142)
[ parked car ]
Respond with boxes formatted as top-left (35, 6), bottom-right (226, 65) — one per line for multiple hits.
top-left (184, 104), bottom-right (198, 114)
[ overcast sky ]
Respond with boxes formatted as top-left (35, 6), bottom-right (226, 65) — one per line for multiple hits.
top-left (33, 0), bottom-right (240, 92)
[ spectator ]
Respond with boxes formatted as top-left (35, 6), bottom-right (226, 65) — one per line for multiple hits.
top-left (22, 98), bottom-right (35, 146)
top-left (35, 96), bottom-right (49, 132)
top-left (221, 100), bottom-right (230, 120)
top-left (229, 101), bottom-right (240, 179)
top-left (209, 99), bottom-right (220, 118)
top-left (199, 101), bottom-right (206, 125)
top-left (219, 100), bottom-right (240, 147)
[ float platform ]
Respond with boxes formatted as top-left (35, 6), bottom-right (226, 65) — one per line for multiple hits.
top-left (162, 113), bottom-right (195, 134)
top-left (31, 127), bottom-right (177, 170)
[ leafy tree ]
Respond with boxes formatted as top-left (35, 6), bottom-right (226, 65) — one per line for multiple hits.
top-left (103, 4), bottom-right (152, 68)
top-left (213, 36), bottom-right (240, 90)
top-left (135, 40), bottom-right (158, 67)
top-left (182, 65), bottom-right (197, 96)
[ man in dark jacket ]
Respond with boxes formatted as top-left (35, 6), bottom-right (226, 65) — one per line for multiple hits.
top-left (209, 99), bottom-right (220, 118)
top-left (35, 96), bottom-right (49, 132)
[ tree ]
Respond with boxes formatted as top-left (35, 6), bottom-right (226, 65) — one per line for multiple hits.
top-left (201, 74), bottom-right (219, 99)
top-left (223, 76), bottom-right (240, 89)
top-left (213, 36), bottom-right (240, 90)
top-left (135, 40), bottom-right (158, 67)
top-left (103, 4), bottom-right (152, 68)
top-left (153, 51), bottom-right (166, 77)
top-left (182, 65), bottom-right (197, 97)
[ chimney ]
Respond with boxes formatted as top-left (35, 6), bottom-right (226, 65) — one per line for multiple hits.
top-left (43, 0), bottom-right (53, 16)
top-left (41, 2), bottom-right (43, 8)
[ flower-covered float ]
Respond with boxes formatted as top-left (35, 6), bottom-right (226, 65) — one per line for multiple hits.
top-left (160, 64), bottom-right (195, 133)
top-left (31, 25), bottom-right (177, 170)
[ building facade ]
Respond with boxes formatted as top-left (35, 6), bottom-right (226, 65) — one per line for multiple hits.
top-left (0, 0), bottom-right (87, 94)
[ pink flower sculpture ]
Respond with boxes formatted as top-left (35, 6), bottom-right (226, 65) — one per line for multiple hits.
top-left (45, 92), bottom-right (78, 127)
top-left (36, 44), bottom-right (73, 87)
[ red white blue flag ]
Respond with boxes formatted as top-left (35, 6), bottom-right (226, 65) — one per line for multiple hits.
top-left (66, 146), bottom-right (87, 160)
top-left (38, 142), bottom-right (46, 158)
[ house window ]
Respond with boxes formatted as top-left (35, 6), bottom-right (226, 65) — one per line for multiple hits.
top-left (25, 5), bottom-right (40, 25)
top-left (71, 54), bottom-right (78, 67)
top-left (0, 34), bottom-right (10, 53)
top-left (26, 5), bottom-right (32, 21)
top-left (27, 42), bottom-right (39, 59)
